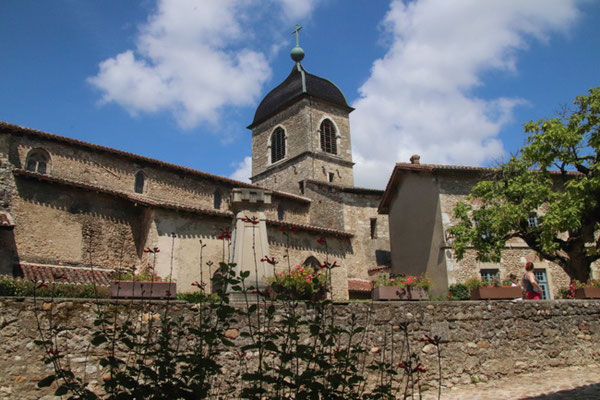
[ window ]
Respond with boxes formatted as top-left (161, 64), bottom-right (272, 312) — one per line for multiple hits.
top-left (370, 218), bottom-right (377, 239)
top-left (271, 127), bottom-right (286, 163)
top-left (134, 171), bottom-right (146, 194)
top-left (303, 256), bottom-right (321, 270)
top-left (213, 190), bottom-right (222, 209)
top-left (320, 119), bottom-right (337, 154)
top-left (534, 269), bottom-right (550, 299)
top-left (298, 181), bottom-right (305, 194)
top-left (528, 213), bottom-right (539, 227)
top-left (480, 269), bottom-right (499, 283)
top-left (25, 148), bottom-right (50, 174)
top-left (277, 204), bottom-right (284, 221)
top-left (328, 172), bottom-right (334, 182)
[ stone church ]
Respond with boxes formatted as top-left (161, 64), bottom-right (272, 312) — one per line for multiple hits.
top-left (0, 44), bottom-right (390, 300)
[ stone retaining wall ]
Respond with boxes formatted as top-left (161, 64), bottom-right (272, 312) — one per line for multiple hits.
top-left (1, 298), bottom-right (599, 399)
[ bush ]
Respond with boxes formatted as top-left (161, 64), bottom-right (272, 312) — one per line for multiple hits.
top-left (267, 265), bottom-right (326, 300)
top-left (177, 291), bottom-right (219, 303)
top-left (448, 283), bottom-right (470, 300)
top-left (0, 275), bottom-right (109, 298)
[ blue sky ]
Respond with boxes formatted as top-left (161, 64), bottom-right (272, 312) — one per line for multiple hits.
top-left (1, 0), bottom-right (598, 188)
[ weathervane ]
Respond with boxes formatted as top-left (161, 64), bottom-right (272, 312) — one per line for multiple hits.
top-left (290, 24), bottom-right (305, 62)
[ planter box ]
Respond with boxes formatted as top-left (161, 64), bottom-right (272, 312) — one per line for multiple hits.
top-left (470, 286), bottom-right (522, 300)
top-left (110, 281), bottom-right (176, 299)
top-left (574, 287), bottom-right (600, 299)
top-left (372, 286), bottom-right (428, 301)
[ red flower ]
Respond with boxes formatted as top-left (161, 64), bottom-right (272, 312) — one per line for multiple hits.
top-left (192, 281), bottom-right (205, 288)
top-left (290, 226), bottom-right (298, 233)
top-left (317, 237), bottom-right (325, 244)
top-left (144, 247), bottom-right (160, 254)
top-left (398, 362), bottom-right (408, 371)
top-left (278, 226), bottom-right (286, 232)
top-left (419, 334), bottom-right (441, 345)
top-left (242, 216), bottom-right (259, 225)
top-left (218, 229), bottom-right (232, 240)
top-left (260, 256), bottom-right (277, 265)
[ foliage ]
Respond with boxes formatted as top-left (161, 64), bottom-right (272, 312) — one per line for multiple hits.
top-left (373, 273), bottom-right (432, 291)
top-left (176, 291), bottom-right (219, 303)
top-left (266, 264), bottom-right (327, 300)
top-left (449, 87), bottom-right (600, 282)
top-left (111, 263), bottom-right (163, 282)
top-left (0, 275), bottom-right (109, 298)
top-left (447, 283), bottom-right (470, 300)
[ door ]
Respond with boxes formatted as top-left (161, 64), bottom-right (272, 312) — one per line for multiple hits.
top-left (534, 269), bottom-right (549, 299)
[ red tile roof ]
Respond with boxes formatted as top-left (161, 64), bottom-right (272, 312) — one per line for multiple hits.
top-left (18, 263), bottom-right (113, 286)
top-left (347, 279), bottom-right (373, 292)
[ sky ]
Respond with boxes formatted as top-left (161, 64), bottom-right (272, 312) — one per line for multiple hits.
top-left (1, 0), bottom-right (598, 189)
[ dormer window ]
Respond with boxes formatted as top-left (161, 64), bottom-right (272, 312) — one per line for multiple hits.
top-left (271, 127), bottom-right (286, 163)
top-left (134, 171), bottom-right (146, 194)
top-left (320, 119), bottom-right (337, 155)
top-left (25, 148), bottom-right (51, 174)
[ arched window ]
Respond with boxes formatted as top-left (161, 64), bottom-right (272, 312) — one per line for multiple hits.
top-left (134, 171), bottom-right (146, 194)
top-left (320, 119), bottom-right (337, 155)
top-left (303, 256), bottom-right (321, 270)
top-left (25, 148), bottom-right (51, 174)
top-left (214, 190), bottom-right (222, 210)
top-left (271, 127), bottom-right (286, 163)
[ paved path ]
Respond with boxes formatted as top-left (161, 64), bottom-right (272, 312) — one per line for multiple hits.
top-left (422, 365), bottom-right (600, 399)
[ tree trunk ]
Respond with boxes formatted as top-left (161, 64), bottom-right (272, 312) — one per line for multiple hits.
top-left (564, 256), bottom-right (592, 283)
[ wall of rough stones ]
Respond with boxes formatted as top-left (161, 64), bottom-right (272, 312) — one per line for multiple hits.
top-left (1, 298), bottom-right (599, 399)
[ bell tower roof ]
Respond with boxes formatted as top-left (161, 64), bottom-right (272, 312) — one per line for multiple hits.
top-left (248, 63), bottom-right (353, 129)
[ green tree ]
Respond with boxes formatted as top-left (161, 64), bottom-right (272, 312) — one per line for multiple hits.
top-left (450, 87), bottom-right (600, 282)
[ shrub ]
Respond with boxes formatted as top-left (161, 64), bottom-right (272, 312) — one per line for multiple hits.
top-left (176, 291), bottom-right (219, 303)
top-left (266, 265), bottom-right (326, 300)
top-left (373, 273), bottom-right (432, 290)
top-left (0, 275), bottom-right (108, 298)
top-left (448, 283), bottom-right (470, 300)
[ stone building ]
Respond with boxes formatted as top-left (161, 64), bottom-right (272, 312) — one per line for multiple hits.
top-left (0, 46), bottom-right (389, 299)
top-left (378, 156), bottom-right (600, 298)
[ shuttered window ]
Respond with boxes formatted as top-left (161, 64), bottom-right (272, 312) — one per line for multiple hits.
top-left (320, 119), bottom-right (337, 154)
top-left (271, 127), bottom-right (286, 163)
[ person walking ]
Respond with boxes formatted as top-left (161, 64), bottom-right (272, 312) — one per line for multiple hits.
top-left (522, 262), bottom-right (543, 300)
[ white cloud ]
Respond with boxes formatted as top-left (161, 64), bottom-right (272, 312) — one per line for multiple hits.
top-left (88, 0), bottom-right (271, 129)
top-left (351, 0), bottom-right (579, 188)
top-left (229, 156), bottom-right (252, 183)
top-left (275, 0), bottom-right (322, 21)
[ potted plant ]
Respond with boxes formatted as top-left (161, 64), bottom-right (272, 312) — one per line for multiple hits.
top-left (110, 264), bottom-right (176, 299)
top-left (266, 265), bottom-right (327, 301)
top-left (372, 274), bottom-right (431, 301)
top-left (465, 276), bottom-right (522, 300)
top-left (573, 280), bottom-right (600, 299)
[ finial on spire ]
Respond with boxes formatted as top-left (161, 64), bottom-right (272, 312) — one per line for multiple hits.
top-left (290, 24), bottom-right (305, 62)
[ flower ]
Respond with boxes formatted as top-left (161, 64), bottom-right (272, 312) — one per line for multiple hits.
top-left (260, 256), bottom-right (277, 265)
top-left (242, 216), bottom-right (259, 225)
top-left (290, 226), bottom-right (298, 233)
top-left (279, 226), bottom-right (286, 232)
top-left (218, 229), bottom-right (231, 240)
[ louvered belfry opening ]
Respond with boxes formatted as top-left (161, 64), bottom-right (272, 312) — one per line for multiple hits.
top-left (271, 127), bottom-right (286, 163)
top-left (320, 119), bottom-right (337, 155)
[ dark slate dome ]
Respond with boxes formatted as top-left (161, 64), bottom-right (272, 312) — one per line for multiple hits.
top-left (248, 63), bottom-right (353, 129)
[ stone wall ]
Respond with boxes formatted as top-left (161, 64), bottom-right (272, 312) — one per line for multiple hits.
top-left (1, 298), bottom-right (599, 399)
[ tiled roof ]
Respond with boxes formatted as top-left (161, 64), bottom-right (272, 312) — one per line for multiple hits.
top-left (367, 265), bottom-right (390, 276)
top-left (17, 263), bottom-right (113, 286)
top-left (266, 219), bottom-right (354, 238)
top-left (1, 121), bottom-right (310, 204)
top-left (347, 279), bottom-right (373, 292)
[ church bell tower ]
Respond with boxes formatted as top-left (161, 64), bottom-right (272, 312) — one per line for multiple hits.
top-left (248, 26), bottom-right (355, 195)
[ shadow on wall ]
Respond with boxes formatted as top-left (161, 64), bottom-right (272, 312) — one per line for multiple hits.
top-left (0, 228), bottom-right (20, 276)
top-left (522, 383), bottom-right (600, 399)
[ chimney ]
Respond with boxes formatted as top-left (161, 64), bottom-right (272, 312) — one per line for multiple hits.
top-left (410, 154), bottom-right (420, 165)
